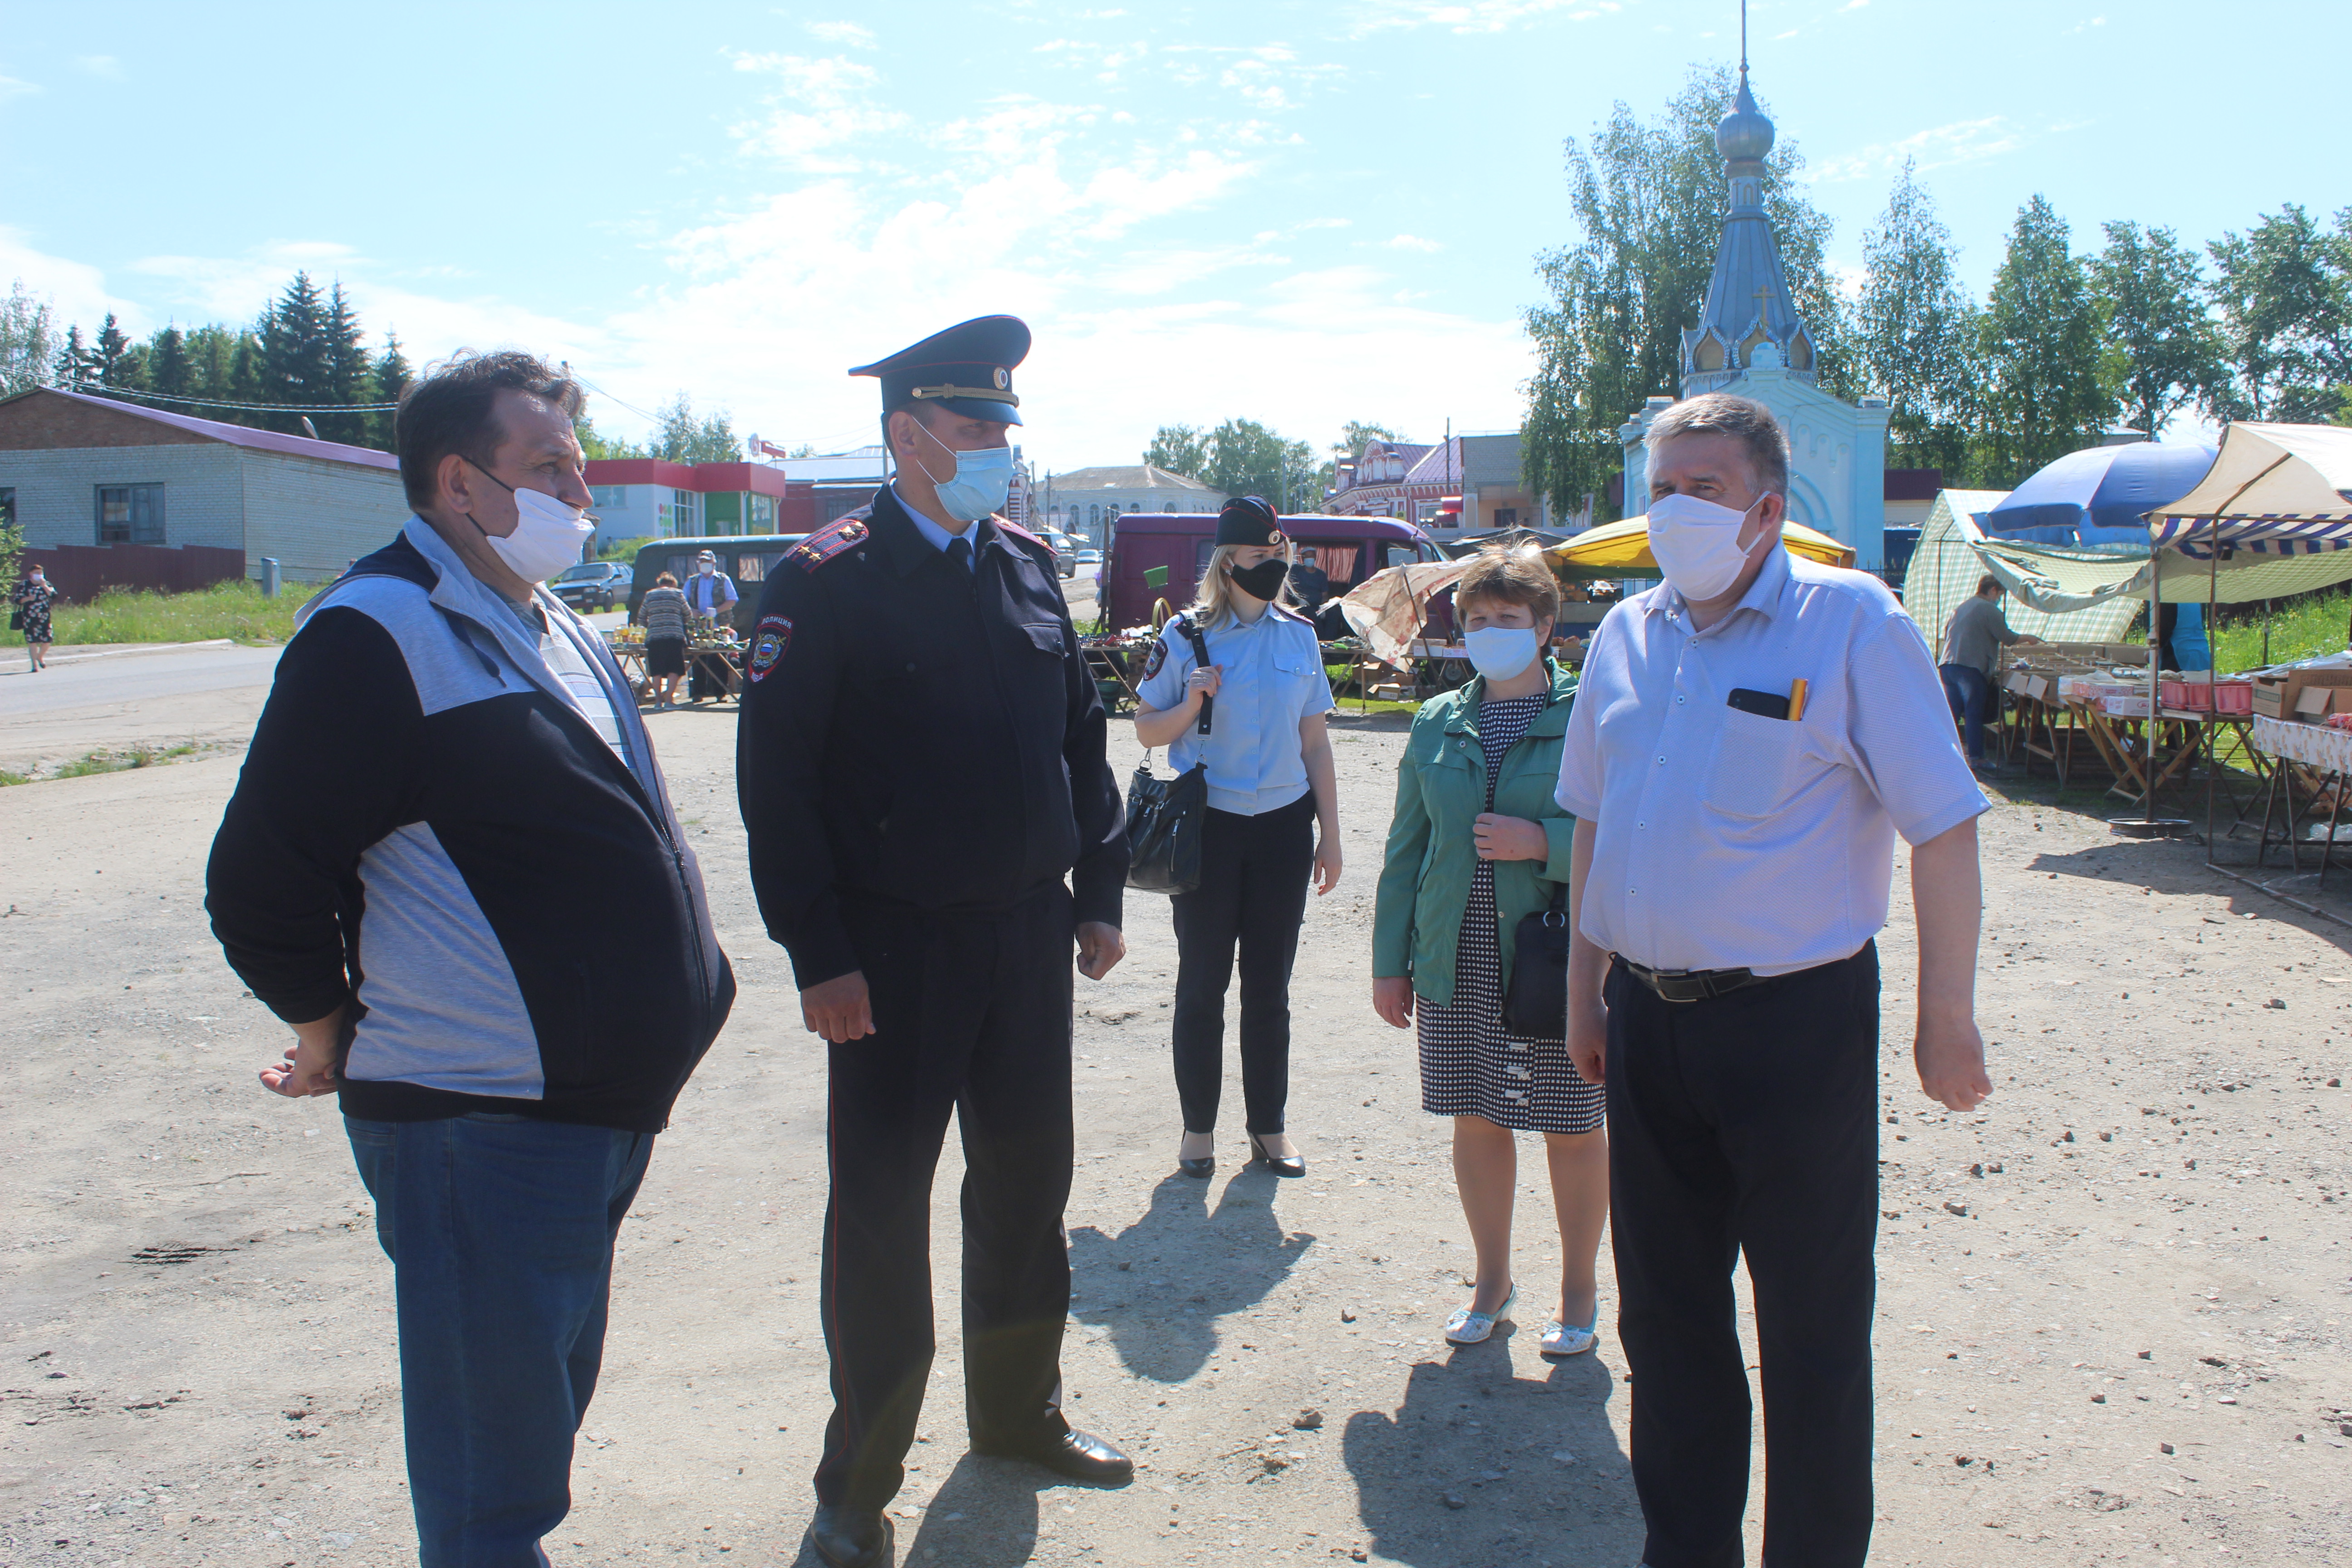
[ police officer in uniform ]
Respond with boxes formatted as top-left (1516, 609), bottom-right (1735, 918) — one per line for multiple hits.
top-left (735, 316), bottom-right (1134, 1568)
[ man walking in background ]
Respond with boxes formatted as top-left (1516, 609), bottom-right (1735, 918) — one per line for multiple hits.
top-left (1557, 392), bottom-right (1992, 1568)
top-left (736, 316), bottom-right (1133, 1568)
top-left (1938, 573), bottom-right (2041, 772)
top-left (206, 351), bottom-right (735, 1568)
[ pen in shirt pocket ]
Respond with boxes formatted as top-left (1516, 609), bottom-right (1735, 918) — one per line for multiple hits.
top-left (1788, 678), bottom-right (1808, 721)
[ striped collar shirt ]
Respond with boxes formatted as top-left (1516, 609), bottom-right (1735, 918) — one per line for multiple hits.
top-left (1554, 545), bottom-right (1986, 976)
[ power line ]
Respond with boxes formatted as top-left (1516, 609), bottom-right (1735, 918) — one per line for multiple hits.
top-left (65, 380), bottom-right (399, 414)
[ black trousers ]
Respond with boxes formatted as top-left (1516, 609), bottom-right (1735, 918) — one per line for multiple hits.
top-left (1604, 943), bottom-right (1880, 1568)
top-left (815, 884), bottom-right (1076, 1512)
top-left (1169, 792), bottom-right (1315, 1135)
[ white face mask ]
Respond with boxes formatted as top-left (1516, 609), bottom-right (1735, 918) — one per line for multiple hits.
top-left (1463, 626), bottom-right (1541, 681)
top-left (1646, 490), bottom-right (1775, 603)
top-left (465, 462), bottom-right (595, 584)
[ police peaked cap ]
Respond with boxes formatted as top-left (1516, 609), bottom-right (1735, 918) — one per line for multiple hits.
top-left (849, 314), bottom-right (1029, 426)
top-left (1216, 495), bottom-right (1283, 546)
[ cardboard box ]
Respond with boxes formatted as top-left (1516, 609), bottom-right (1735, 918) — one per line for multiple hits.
top-left (2252, 667), bottom-right (2352, 719)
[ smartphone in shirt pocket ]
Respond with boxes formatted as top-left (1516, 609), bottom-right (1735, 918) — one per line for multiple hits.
top-left (1704, 690), bottom-right (1802, 818)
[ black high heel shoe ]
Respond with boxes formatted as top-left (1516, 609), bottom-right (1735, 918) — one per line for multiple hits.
top-left (1249, 1133), bottom-right (1306, 1178)
top-left (1177, 1134), bottom-right (1214, 1180)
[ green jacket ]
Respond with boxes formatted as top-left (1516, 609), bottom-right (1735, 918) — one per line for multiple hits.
top-left (1372, 662), bottom-right (1577, 1006)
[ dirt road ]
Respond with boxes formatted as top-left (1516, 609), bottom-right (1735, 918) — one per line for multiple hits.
top-left (1, 678), bottom-right (2347, 1567)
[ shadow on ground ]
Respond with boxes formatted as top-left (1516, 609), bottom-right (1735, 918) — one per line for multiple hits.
top-left (1343, 1337), bottom-right (1642, 1567)
top-left (1066, 1168), bottom-right (1314, 1383)
top-left (778, 1453), bottom-right (1066, 1568)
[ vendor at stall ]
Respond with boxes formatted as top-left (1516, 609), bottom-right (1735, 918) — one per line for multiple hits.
top-left (1939, 574), bottom-right (2041, 769)
top-left (685, 550), bottom-right (741, 704)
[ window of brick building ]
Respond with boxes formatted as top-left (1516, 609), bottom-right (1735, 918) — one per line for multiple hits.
top-left (97, 483), bottom-right (165, 544)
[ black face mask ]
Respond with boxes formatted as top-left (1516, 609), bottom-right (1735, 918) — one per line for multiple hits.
top-left (1228, 557), bottom-right (1289, 603)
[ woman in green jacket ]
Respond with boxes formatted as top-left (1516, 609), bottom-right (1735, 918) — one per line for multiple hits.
top-left (1372, 548), bottom-right (1607, 1356)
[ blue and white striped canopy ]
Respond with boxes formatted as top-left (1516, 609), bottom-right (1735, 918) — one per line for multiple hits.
top-left (2145, 421), bottom-right (2352, 553)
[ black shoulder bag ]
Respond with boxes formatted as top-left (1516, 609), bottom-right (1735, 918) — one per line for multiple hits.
top-left (1124, 616), bottom-right (1214, 894)
top-left (1503, 880), bottom-right (1572, 1039)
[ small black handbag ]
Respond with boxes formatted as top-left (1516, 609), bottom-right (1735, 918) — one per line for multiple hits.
top-left (1124, 616), bottom-right (1215, 895)
top-left (1502, 882), bottom-right (1572, 1039)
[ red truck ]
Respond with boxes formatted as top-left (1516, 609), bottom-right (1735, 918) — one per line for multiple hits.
top-left (1098, 512), bottom-right (1447, 634)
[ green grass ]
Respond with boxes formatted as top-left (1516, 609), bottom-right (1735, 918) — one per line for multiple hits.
top-left (46, 579), bottom-right (323, 646)
top-left (0, 742), bottom-right (209, 786)
top-left (2210, 589), bottom-right (2352, 674)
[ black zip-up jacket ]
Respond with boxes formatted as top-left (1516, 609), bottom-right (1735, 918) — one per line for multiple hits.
top-left (735, 487), bottom-right (1126, 985)
top-left (206, 521), bottom-right (735, 1133)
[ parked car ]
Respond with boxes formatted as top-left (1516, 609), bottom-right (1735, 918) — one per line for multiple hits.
top-left (551, 560), bottom-right (632, 610)
top-left (1075, 547), bottom-right (1103, 568)
top-left (627, 535), bottom-right (808, 637)
top-left (1039, 529), bottom-right (1078, 577)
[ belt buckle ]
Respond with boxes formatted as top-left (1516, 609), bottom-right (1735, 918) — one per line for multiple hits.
top-left (1649, 965), bottom-right (1703, 1004)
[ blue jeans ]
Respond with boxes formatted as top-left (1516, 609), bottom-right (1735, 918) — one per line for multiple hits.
top-left (346, 1113), bottom-right (654, 1568)
top-left (1938, 662), bottom-right (1994, 762)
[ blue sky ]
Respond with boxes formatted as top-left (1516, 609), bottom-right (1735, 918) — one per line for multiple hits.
top-left (2, 0), bottom-right (2344, 472)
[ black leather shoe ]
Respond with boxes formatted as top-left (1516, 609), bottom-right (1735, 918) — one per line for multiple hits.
top-left (807, 1505), bottom-right (892, 1568)
top-left (1249, 1133), bottom-right (1306, 1178)
top-left (975, 1426), bottom-right (1136, 1485)
top-left (1177, 1134), bottom-right (1214, 1180)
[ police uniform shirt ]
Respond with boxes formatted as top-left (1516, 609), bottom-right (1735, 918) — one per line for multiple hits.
top-left (896, 486), bottom-right (979, 571)
top-left (1553, 544), bottom-right (1985, 977)
top-left (1136, 605), bottom-right (1335, 816)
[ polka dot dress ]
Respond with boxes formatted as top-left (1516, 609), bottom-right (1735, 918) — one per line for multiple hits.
top-left (1416, 693), bottom-right (1605, 1135)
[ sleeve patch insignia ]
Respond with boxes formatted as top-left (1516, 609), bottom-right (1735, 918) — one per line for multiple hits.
top-left (1141, 638), bottom-right (1168, 680)
top-left (748, 615), bottom-right (792, 681)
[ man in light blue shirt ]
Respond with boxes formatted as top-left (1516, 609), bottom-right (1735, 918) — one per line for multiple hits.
top-left (1555, 392), bottom-right (1991, 1568)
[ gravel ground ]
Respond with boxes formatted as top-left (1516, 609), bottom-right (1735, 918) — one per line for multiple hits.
top-left (0, 691), bottom-right (2347, 1567)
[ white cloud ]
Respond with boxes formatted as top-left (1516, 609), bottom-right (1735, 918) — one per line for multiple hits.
top-left (0, 227), bottom-right (141, 333)
top-left (1810, 116), bottom-right (2028, 185)
top-left (726, 53), bottom-right (907, 172)
top-left (804, 20), bottom-right (875, 48)
top-left (75, 55), bottom-right (124, 80)
top-left (1348, 0), bottom-right (1616, 36)
top-left (0, 74), bottom-right (40, 102)
top-left (1382, 234), bottom-right (1445, 253)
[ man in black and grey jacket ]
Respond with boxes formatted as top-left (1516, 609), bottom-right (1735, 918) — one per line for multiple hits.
top-left (206, 351), bottom-right (734, 1568)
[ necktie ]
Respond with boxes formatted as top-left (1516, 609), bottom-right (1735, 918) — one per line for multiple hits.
top-left (945, 536), bottom-right (973, 575)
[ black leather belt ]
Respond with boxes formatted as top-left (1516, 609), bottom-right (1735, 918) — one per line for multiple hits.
top-left (1612, 954), bottom-right (1759, 1004)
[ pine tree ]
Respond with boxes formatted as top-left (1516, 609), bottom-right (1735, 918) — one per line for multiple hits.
top-left (261, 273), bottom-right (333, 432)
top-left (1855, 162), bottom-right (1979, 476)
top-left (318, 281), bottom-right (372, 444)
top-left (54, 324), bottom-right (92, 387)
top-left (371, 331), bottom-right (412, 448)
top-left (147, 324), bottom-right (191, 398)
top-left (92, 313), bottom-right (148, 393)
top-left (183, 324), bottom-right (242, 410)
top-left (229, 318), bottom-right (267, 408)
top-left (1976, 195), bottom-right (2116, 484)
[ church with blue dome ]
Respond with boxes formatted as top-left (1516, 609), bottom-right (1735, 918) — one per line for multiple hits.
top-left (1616, 64), bottom-right (1891, 571)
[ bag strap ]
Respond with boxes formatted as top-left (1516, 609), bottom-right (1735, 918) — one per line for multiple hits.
top-left (1177, 614), bottom-right (1215, 735)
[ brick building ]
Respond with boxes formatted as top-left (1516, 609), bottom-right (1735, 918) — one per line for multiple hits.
top-left (0, 386), bottom-right (407, 589)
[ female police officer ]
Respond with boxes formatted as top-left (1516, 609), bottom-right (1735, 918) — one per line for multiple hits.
top-left (1134, 496), bottom-right (1342, 1180)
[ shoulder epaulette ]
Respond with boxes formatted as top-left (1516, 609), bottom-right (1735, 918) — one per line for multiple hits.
top-left (994, 516), bottom-right (1047, 549)
top-left (788, 517), bottom-right (871, 573)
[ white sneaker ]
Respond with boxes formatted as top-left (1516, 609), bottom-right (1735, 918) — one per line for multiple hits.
top-left (1442, 1283), bottom-right (1516, 1345)
top-left (1539, 1311), bottom-right (1599, 1358)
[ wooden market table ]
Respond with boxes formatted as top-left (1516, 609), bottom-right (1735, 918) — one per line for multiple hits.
top-left (605, 635), bottom-right (744, 701)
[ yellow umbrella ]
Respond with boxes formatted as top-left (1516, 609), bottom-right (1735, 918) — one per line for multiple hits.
top-left (1546, 514), bottom-right (1856, 574)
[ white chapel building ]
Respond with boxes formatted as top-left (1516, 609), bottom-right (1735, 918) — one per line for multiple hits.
top-left (1617, 68), bottom-right (1890, 571)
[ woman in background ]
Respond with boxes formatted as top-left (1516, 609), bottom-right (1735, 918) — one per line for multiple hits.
top-left (1372, 547), bottom-right (1606, 1355)
top-left (1134, 497), bottom-right (1342, 1181)
top-left (636, 571), bottom-right (690, 709)
top-left (12, 561), bottom-right (55, 672)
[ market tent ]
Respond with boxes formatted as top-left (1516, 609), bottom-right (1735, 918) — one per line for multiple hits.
top-left (1546, 513), bottom-right (1855, 574)
top-left (1337, 558), bottom-right (1473, 668)
top-left (2146, 421), bottom-right (2352, 552)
